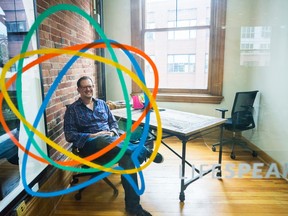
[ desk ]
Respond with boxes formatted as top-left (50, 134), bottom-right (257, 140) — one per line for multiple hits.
top-left (111, 108), bottom-right (226, 202)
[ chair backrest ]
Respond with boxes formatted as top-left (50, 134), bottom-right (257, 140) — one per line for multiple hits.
top-left (231, 91), bottom-right (258, 130)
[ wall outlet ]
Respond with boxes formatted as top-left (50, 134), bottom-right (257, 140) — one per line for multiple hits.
top-left (16, 200), bottom-right (27, 216)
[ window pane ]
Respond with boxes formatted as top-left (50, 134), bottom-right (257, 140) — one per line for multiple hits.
top-left (144, 0), bottom-right (211, 90)
top-left (132, 0), bottom-right (226, 103)
top-left (0, 0), bottom-right (48, 208)
top-left (144, 28), bottom-right (210, 89)
top-left (145, 0), bottom-right (211, 29)
top-left (240, 26), bottom-right (271, 66)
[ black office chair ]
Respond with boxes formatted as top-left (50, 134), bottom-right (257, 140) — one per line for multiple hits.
top-left (70, 147), bottom-right (119, 200)
top-left (211, 91), bottom-right (259, 159)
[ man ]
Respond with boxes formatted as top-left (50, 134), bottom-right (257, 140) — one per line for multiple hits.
top-left (64, 76), bottom-right (163, 216)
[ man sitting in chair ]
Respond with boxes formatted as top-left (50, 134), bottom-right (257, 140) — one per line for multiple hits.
top-left (64, 76), bottom-right (163, 216)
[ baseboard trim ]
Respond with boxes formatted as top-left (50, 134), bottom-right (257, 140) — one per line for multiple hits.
top-left (241, 136), bottom-right (288, 181)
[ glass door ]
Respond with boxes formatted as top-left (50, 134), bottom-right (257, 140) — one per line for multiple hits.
top-left (0, 0), bottom-right (48, 211)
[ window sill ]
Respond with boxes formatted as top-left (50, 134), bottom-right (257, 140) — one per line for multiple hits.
top-left (154, 93), bottom-right (223, 104)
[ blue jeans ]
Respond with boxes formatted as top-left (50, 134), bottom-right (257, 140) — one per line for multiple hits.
top-left (79, 134), bottom-right (146, 213)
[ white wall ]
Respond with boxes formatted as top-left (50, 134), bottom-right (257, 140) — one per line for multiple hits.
top-left (240, 0), bottom-right (288, 164)
top-left (103, 0), bottom-right (132, 101)
top-left (104, 0), bottom-right (288, 165)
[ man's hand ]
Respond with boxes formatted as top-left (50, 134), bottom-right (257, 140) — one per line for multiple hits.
top-left (89, 131), bottom-right (114, 138)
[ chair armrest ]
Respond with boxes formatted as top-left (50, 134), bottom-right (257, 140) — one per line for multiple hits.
top-left (216, 108), bottom-right (228, 118)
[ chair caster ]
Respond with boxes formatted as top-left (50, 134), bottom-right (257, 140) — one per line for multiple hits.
top-left (212, 146), bottom-right (216, 152)
top-left (216, 171), bottom-right (222, 178)
top-left (75, 192), bottom-right (82, 200)
top-left (230, 153), bottom-right (236, 160)
top-left (252, 151), bottom-right (257, 157)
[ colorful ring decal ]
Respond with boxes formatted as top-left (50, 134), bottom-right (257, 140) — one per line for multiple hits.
top-left (0, 4), bottom-right (162, 197)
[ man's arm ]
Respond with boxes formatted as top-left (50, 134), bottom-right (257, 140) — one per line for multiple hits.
top-left (105, 103), bottom-right (120, 136)
top-left (63, 106), bottom-right (90, 148)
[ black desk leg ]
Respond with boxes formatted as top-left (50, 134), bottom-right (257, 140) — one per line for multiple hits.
top-left (217, 124), bottom-right (224, 177)
top-left (179, 139), bottom-right (187, 202)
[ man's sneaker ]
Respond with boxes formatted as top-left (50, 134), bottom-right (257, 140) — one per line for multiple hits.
top-left (127, 208), bottom-right (152, 216)
top-left (146, 148), bottom-right (164, 163)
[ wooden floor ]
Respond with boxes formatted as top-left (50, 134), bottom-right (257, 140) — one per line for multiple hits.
top-left (0, 160), bottom-right (20, 200)
top-left (52, 137), bottom-right (288, 216)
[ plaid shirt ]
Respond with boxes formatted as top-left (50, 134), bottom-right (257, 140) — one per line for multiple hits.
top-left (64, 98), bottom-right (118, 148)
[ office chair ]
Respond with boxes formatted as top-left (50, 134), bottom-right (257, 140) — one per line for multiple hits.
top-left (211, 91), bottom-right (259, 159)
top-left (70, 146), bottom-right (119, 200)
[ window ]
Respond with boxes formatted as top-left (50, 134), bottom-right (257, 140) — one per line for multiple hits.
top-left (241, 26), bottom-right (255, 39)
top-left (240, 26), bottom-right (271, 67)
top-left (167, 9), bottom-right (197, 40)
top-left (168, 54), bottom-right (195, 73)
top-left (261, 26), bottom-right (271, 38)
top-left (6, 21), bottom-right (27, 32)
top-left (205, 53), bottom-right (208, 73)
top-left (131, 0), bottom-right (227, 103)
top-left (0, 0), bottom-right (48, 211)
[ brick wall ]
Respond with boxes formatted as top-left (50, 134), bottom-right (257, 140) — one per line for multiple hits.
top-left (8, 1), bottom-right (100, 215)
top-left (37, 0), bottom-right (98, 160)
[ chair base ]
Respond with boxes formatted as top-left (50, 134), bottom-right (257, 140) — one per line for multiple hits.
top-left (212, 137), bottom-right (257, 160)
top-left (69, 138), bottom-right (154, 200)
top-left (70, 171), bottom-right (118, 200)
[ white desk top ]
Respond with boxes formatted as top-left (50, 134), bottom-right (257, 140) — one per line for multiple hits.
top-left (111, 108), bottom-right (226, 137)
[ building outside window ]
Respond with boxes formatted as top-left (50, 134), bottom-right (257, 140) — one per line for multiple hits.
top-left (167, 8), bottom-right (197, 40)
top-left (167, 54), bottom-right (195, 73)
top-left (240, 26), bottom-right (271, 67)
top-left (131, 0), bottom-right (226, 103)
top-left (0, 0), bottom-right (47, 211)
